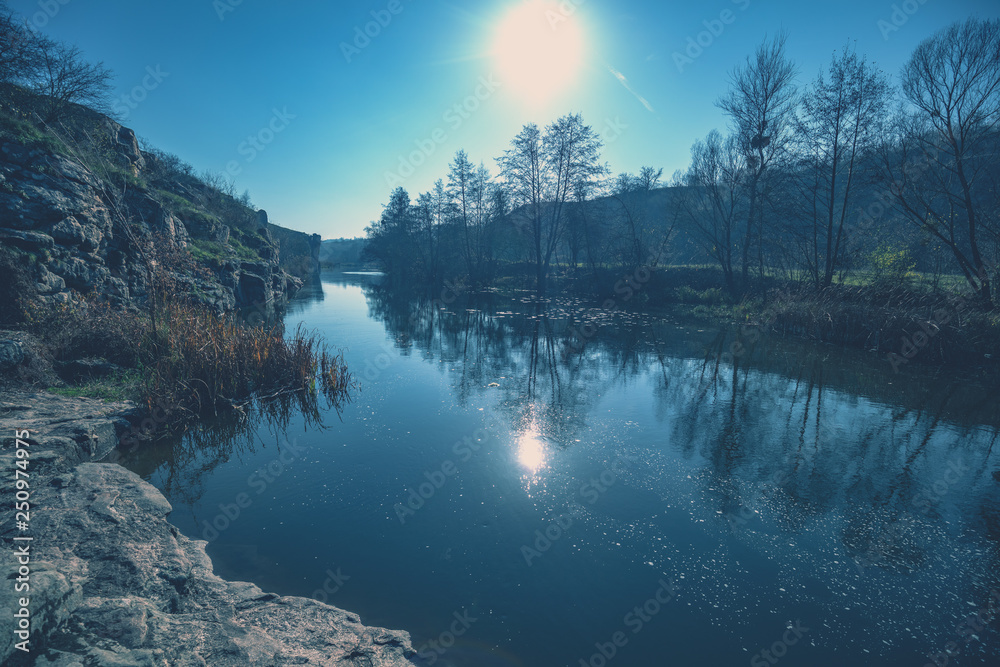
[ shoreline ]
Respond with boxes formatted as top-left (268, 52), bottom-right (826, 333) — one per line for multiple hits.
top-left (0, 390), bottom-right (415, 665)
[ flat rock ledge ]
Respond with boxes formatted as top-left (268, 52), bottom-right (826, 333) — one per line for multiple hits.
top-left (0, 392), bottom-right (416, 666)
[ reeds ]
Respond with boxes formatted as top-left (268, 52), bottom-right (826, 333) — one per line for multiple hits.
top-left (27, 292), bottom-right (352, 436)
top-left (144, 301), bottom-right (352, 423)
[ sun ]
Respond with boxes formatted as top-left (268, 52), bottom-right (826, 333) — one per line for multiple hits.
top-left (492, 1), bottom-right (586, 106)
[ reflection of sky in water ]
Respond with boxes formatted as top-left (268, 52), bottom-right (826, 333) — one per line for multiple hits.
top-left (127, 274), bottom-right (1000, 667)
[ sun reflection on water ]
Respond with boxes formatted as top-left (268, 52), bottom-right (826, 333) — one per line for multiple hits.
top-left (517, 430), bottom-right (548, 472)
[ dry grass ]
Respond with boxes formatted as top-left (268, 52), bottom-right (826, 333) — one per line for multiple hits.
top-left (749, 284), bottom-right (1000, 366)
top-left (24, 292), bottom-right (352, 436)
top-left (143, 300), bottom-right (352, 424)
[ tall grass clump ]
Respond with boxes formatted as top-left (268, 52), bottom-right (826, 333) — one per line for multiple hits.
top-left (146, 301), bottom-right (352, 421)
top-left (24, 289), bottom-right (352, 437)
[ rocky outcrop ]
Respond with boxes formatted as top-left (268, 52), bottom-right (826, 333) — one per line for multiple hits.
top-left (0, 114), bottom-right (320, 317)
top-left (0, 393), bottom-right (415, 666)
top-left (264, 211), bottom-right (322, 284)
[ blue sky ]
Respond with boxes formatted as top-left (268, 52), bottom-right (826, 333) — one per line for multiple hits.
top-left (9, 0), bottom-right (998, 239)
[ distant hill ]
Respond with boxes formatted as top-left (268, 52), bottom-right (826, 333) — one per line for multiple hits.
top-left (319, 237), bottom-right (368, 269)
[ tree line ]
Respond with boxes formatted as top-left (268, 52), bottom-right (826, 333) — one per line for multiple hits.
top-left (365, 18), bottom-right (1000, 306)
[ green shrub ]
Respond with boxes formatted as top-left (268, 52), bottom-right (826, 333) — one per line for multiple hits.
top-left (49, 368), bottom-right (144, 402)
top-left (0, 107), bottom-right (67, 154)
top-left (868, 246), bottom-right (917, 287)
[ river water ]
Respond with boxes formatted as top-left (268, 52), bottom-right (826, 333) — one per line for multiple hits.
top-left (124, 271), bottom-right (1000, 666)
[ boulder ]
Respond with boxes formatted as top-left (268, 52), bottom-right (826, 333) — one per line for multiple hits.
top-left (50, 217), bottom-right (86, 246)
top-left (35, 264), bottom-right (66, 295)
top-left (0, 227), bottom-right (54, 251)
top-left (49, 257), bottom-right (109, 291)
top-left (237, 271), bottom-right (269, 307)
top-left (0, 340), bottom-right (25, 370)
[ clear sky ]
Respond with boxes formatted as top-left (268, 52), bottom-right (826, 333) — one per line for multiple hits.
top-left (8, 0), bottom-right (998, 239)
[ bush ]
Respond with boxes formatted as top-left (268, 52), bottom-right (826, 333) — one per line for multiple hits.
top-left (868, 246), bottom-right (917, 288)
top-left (24, 291), bottom-right (352, 431)
top-left (24, 294), bottom-right (143, 367)
top-left (0, 247), bottom-right (38, 327)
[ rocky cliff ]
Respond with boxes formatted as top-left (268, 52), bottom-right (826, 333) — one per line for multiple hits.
top-left (0, 105), bottom-right (320, 318)
top-left (0, 392), bottom-right (415, 666)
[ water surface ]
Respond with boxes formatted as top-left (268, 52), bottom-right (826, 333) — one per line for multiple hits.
top-left (125, 271), bottom-right (1000, 666)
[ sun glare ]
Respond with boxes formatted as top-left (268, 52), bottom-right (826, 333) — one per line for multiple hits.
top-left (517, 428), bottom-right (548, 472)
top-left (492, 1), bottom-right (586, 106)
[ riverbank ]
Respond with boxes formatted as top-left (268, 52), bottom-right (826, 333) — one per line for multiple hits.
top-left (0, 390), bottom-right (415, 665)
top-left (658, 283), bottom-right (1000, 375)
top-left (535, 266), bottom-right (1000, 374)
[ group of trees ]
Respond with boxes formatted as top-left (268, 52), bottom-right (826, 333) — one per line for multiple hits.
top-left (0, 1), bottom-right (114, 122)
top-left (365, 114), bottom-right (677, 294)
top-left (366, 18), bottom-right (1000, 306)
top-left (680, 21), bottom-right (999, 303)
top-left (364, 151), bottom-right (511, 288)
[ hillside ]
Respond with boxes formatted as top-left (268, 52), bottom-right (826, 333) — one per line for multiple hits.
top-left (319, 237), bottom-right (367, 269)
top-left (0, 84), bottom-right (320, 320)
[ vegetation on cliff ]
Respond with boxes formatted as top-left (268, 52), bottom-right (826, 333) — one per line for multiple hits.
top-left (0, 2), bottom-right (347, 438)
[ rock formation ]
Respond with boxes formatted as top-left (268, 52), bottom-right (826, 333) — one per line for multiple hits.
top-left (0, 392), bottom-right (415, 666)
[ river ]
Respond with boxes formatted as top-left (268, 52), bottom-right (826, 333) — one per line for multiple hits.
top-left (123, 271), bottom-right (1000, 666)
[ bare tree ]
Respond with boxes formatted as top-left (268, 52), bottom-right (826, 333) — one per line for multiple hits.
top-left (881, 18), bottom-right (1000, 304)
top-left (498, 113), bottom-right (605, 293)
top-left (610, 166), bottom-right (664, 270)
top-left (0, 3), bottom-right (37, 85)
top-left (637, 166), bottom-right (663, 191)
top-left (716, 33), bottom-right (797, 285)
top-left (468, 162), bottom-right (495, 284)
top-left (795, 44), bottom-right (891, 288)
top-left (447, 150), bottom-right (475, 279)
top-left (34, 39), bottom-right (114, 121)
top-left (680, 130), bottom-right (747, 294)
